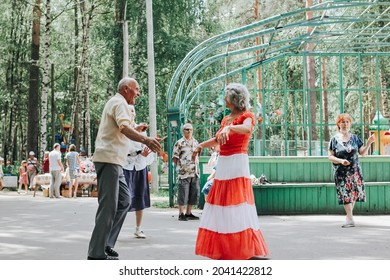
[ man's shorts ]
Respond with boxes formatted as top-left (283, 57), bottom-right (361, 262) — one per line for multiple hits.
top-left (177, 176), bottom-right (199, 205)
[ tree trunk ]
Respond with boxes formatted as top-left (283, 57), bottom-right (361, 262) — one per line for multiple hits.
top-left (114, 0), bottom-right (127, 82)
top-left (123, 2), bottom-right (128, 78)
top-left (146, 0), bottom-right (159, 192)
top-left (71, 66), bottom-right (81, 148)
top-left (322, 57), bottom-right (330, 141)
top-left (8, 2), bottom-right (30, 162)
top-left (381, 69), bottom-right (389, 118)
top-left (9, 108), bottom-right (16, 157)
top-left (2, 103), bottom-right (9, 160)
top-left (365, 56), bottom-right (376, 136)
top-left (67, 1), bottom-right (80, 149)
top-left (79, 1), bottom-right (93, 156)
top-left (66, 66), bottom-right (80, 145)
top-left (83, 71), bottom-right (92, 156)
top-left (306, 0), bottom-right (317, 142)
top-left (27, 0), bottom-right (41, 157)
top-left (73, 1), bottom-right (82, 150)
top-left (51, 63), bottom-right (56, 148)
top-left (254, 0), bottom-right (263, 140)
top-left (40, 0), bottom-right (51, 158)
top-left (12, 122), bottom-right (19, 162)
top-left (19, 121), bottom-right (25, 161)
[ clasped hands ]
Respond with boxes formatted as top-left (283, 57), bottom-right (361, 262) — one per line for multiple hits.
top-left (191, 125), bottom-right (231, 161)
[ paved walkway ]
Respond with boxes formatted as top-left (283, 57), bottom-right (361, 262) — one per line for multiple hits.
top-left (1, 190), bottom-right (390, 260)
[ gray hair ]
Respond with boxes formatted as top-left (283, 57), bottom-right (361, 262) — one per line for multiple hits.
top-left (117, 77), bottom-right (136, 93)
top-left (225, 83), bottom-right (251, 111)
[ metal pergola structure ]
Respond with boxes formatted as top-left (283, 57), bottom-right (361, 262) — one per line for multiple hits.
top-left (165, 1), bottom-right (390, 206)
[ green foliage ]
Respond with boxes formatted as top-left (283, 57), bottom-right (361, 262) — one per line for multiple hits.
top-left (0, 0), bottom-right (227, 161)
top-left (124, 0), bottom-right (222, 138)
top-left (1, 0), bottom-right (389, 161)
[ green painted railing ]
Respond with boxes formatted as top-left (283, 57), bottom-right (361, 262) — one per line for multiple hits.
top-left (198, 156), bottom-right (390, 214)
top-left (253, 182), bottom-right (390, 215)
top-left (247, 156), bottom-right (390, 182)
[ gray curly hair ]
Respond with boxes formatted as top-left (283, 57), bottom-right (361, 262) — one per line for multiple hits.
top-left (224, 83), bottom-right (251, 111)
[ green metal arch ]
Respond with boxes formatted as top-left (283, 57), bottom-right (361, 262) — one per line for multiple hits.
top-left (167, 0), bottom-right (390, 113)
top-left (166, 0), bottom-right (390, 206)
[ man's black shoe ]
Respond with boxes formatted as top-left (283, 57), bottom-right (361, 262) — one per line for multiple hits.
top-left (105, 246), bottom-right (119, 257)
top-left (178, 213), bottom-right (188, 221)
top-left (185, 213), bottom-right (199, 220)
top-left (87, 255), bottom-right (119, 260)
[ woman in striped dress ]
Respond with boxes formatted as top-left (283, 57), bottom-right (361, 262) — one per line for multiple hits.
top-left (192, 83), bottom-right (269, 260)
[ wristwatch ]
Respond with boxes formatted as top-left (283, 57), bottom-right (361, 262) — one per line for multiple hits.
top-left (128, 150), bottom-right (142, 157)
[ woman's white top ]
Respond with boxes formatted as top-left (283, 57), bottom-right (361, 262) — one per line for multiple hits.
top-left (123, 131), bottom-right (156, 171)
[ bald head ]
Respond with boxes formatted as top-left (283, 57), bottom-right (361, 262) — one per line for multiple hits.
top-left (117, 77), bottom-right (136, 93)
top-left (117, 77), bottom-right (141, 105)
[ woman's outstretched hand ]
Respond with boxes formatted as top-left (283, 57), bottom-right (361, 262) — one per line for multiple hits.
top-left (217, 125), bottom-right (231, 145)
top-left (192, 146), bottom-right (202, 162)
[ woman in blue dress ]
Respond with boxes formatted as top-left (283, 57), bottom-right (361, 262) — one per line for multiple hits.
top-left (328, 113), bottom-right (375, 228)
top-left (123, 105), bottom-right (155, 239)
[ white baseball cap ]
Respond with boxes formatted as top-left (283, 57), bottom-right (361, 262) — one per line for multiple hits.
top-left (29, 151), bottom-right (35, 156)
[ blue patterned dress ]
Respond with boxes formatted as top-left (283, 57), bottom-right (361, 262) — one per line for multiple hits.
top-left (328, 134), bottom-right (366, 205)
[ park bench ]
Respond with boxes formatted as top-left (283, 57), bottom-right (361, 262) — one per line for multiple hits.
top-left (2, 176), bottom-right (18, 190)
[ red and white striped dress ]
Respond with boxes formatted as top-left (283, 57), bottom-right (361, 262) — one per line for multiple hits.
top-left (195, 111), bottom-right (269, 260)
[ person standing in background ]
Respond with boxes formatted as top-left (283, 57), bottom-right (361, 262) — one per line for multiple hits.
top-left (42, 151), bottom-right (50, 174)
top-left (49, 143), bottom-right (64, 199)
top-left (5, 160), bottom-right (14, 175)
top-left (18, 160), bottom-right (29, 194)
top-left (65, 144), bottom-right (81, 198)
top-left (27, 151), bottom-right (39, 190)
top-left (172, 123), bottom-right (200, 221)
top-left (123, 105), bottom-right (155, 239)
top-left (328, 113), bottom-right (375, 228)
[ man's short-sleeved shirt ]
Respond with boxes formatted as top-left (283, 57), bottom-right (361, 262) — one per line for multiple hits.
top-left (49, 150), bottom-right (62, 171)
top-left (93, 93), bottom-right (133, 166)
top-left (172, 137), bottom-right (199, 179)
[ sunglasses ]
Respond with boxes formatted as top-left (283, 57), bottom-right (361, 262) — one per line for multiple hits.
top-left (183, 128), bottom-right (192, 131)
